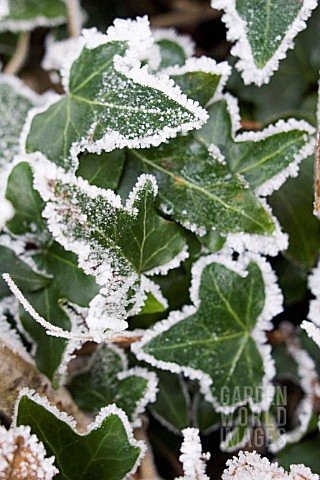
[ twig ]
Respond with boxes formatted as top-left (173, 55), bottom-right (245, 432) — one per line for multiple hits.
top-left (66, 0), bottom-right (82, 37)
top-left (314, 130), bottom-right (320, 216)
top-left (0, 340), bottom-right (90, 429)
top-left (4, 32), bottom-right (30, 75)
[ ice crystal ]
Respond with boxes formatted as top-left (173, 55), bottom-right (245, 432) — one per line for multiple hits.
top-left (175, 428), bottom-right (210, 480)
top-left (0, 424), bottom-right (58, 479)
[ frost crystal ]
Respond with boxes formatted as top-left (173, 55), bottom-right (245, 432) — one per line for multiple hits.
top-left (175, 428), bottom-right (210, 480)
top-left (0, 424), bottom-right (58, 479)
top-left (222, 450), bottom-right (318, 480)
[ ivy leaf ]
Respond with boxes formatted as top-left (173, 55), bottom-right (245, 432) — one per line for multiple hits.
top-left (6, 162), bottom-right (100, 306)
top-left (152, 28), bottom-right (195, 71)
top-left (15, 389), bottom-right (144, 480)
top-left (0, 244), bottom-right (51, 298)
top-left (33, 241), bottom-right (100, 308)
top-left (221, 421), bottom-right (250, 452)
top-left (122, 136), bottom-right (275, 238)
top-left (269, 156), bottom-right (320, 269)
top-left (33, 161), bottom-right (187, 339)
top-left (277, 434), bottom-right (320, 474)
top-left (68, 344), bottom-right (158, 425)
top-left (76, 149), bottom-right (125, 190)
top-left (149, 370), bottom-right (191, 433)
top-left (19, 284), bottom-right (70, 383)
top-left (211, 0), bottom-right (318, 85)
top-left (0, 77), bottom-right (37, 170)
top-left (138, 291), bottom-right (167, 314)
top-left (0, 0), bottom-right (67, 32)
top-left (5, 162), bottom-right (45, 234)
top-left (24, 17), bottom-right (207, 171)
top-left (166, 57), bottom-right (231, 107)
top-left (272, 256), bottom-right (308, 306)
top-left (132, 254), bottom-right (283, 413)
top-left (193, 390), bottom-right (221, 434)
top-left (0, 77), bottom-right (39, 227)
top-left (195, 95), bottom-right (315, 195)
top-left (228, 4), bottom-right (320, 125)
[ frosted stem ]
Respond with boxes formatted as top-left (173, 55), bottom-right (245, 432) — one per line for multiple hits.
top-left (2, 274), bottom-right (142, 344)
top-left (2, 273), bottom-right (77, 339)
top-left (4, 31), bottom-right (30, 75)
top-left (66, 0), bottom-right (81, 37)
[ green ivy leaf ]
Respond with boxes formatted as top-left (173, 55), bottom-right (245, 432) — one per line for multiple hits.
top-left (16, 390), bottom-right (144, 480)
top-left (122, 136), bottom-right (275, 237)
top-left (34, 163), bottom-right (187, 338)
top-left (19, 284), bottom-right (70, 383)
top-left (6, 162), bottom-right (100, 306)
top-left (132, 254), bottom-right (282, 412)
top-left (167, 58), bottom-right (231, 107)
top-left (0, 77), bottom-right (37, 170)
top-left (68, 344), bottom-right (157, 424)
top-left (76, 149), bottom-right (125, 190)
top-left (33, 241), bottom-right (100, 308)
top-left (269, 156), bottom-right (320, 269)
top-left (5, 162), bottom-right (45, 234)
top-left (221, 421), bottom-right (250, 452)
top-left (153, 29), bottom-right (194, 70)
top-left (193, 390), bottom-right (221, 434)
top-left (277, 434), bottom-right (320, 474)
top-left (272, 256), bottom-right (308, 306)
top-left (212, 0), bottom-right (318, 85)
top-left (0, 0), bottom-right (67, 32)
top-left (149, 370), bottom-right (191, 433)
top-left (25, 18), bottom-right (207, 170)
top-left (195, 96), bottom-right (315, 194)
top-left (227, 4), bottom-right (320, 125)
top-left (138, 291), bottom-right (167, 315)
top-left (4, 162), bottom-right (100, 381)
top-left (0, 244), bottom-right (51, 298)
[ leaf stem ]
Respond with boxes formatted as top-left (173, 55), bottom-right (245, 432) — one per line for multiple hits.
top-left (66, 0), bottom-right (82, 37)
top-left (4, 31), bottom-right (30, 75)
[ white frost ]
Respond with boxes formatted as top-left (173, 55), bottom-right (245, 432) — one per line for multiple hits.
top-left (222, 450), bottom-right (319, 480)
top-left (175, 428), bottom-right (210, 480)
top-left (0, 424), bottom-right (58, 479)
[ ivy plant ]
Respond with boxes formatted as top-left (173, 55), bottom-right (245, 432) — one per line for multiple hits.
top-left (0, 2), bottom-right (320, 479)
